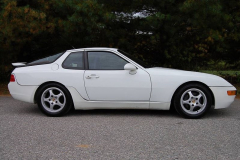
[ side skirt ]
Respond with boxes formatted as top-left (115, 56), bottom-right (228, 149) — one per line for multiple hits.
top-left (67, 87), bottom-right (170, 110)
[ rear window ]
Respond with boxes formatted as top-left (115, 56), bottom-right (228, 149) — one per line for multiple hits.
top-left (27, 52), bottom-right (64, 66)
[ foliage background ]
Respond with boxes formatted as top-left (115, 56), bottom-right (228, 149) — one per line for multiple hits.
top-left (0, 0), bottom-right (240, 82)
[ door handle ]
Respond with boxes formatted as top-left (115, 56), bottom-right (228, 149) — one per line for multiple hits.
top-left (86, 74), bottom-right (99, 79)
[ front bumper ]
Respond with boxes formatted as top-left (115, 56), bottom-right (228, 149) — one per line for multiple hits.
top-left (8, 82), bottom-right (38, 103)
top-left (209, 86), bottom-right (236, 109)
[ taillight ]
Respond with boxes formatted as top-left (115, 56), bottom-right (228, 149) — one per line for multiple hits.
top-left (10, 74), bottom-right (15, 82)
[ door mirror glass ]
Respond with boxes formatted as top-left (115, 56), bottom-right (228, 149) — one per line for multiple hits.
top-left (124, 63), bottom-right (137, 75)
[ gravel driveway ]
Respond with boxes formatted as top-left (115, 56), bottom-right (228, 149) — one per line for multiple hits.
top-left (0, 96), bottom-right (239, 160)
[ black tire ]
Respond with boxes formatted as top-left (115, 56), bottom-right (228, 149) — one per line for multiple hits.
top-left (36, 83), bottom-right (73, 117)
top-left (173, 83), bottom-right (212, 119)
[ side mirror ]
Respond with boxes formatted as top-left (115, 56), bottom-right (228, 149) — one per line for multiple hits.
top-left (124, 63), bottom-right (137, 75)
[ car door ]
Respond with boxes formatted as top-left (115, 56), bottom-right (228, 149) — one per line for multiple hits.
top-left (84, 51), bottom-right (151, 102)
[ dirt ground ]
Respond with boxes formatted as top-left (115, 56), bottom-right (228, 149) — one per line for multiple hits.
top-left (0, 83), bottom-right (10, 96)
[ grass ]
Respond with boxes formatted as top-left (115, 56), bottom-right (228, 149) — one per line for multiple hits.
top-left (201, 70), bottom-right (240, 76)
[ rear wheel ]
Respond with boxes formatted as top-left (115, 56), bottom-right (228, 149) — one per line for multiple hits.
top-left (36, 83), bottom-right (73, 116)
top-left (173, 83), bottom-right (212, 119)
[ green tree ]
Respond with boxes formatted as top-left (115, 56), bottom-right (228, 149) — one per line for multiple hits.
top-left (0, 0), bottom-right (111, 81)
top-left (0, 0), bottom-right (240, 82)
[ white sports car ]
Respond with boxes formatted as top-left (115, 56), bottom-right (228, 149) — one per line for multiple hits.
top-left (8, 48), bottom-right (236, 118)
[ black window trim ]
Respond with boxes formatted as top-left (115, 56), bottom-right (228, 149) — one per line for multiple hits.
top-left (62, 51), bottom-right (85, 70)
top-left (84, 51), bottom-right (89, 70)
top-left (86, 51), bottom-right (131, 70)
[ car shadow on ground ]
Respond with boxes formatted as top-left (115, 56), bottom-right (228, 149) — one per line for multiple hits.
top-left (18, 105), bottom-right (43, 116)
top-left (204, 108), bottom-right (233, 119)
top-left (21, 104), bottom-right (232, 119)
top-left (68, 109), bottom-right (180, 118)
top-left (68, 107), bottom-right (232, 119)
top-left (23, 104), bottom-right (180, 118)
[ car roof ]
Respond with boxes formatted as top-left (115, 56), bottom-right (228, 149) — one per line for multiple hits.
top-left (66, 47), bottom-right (118, 52)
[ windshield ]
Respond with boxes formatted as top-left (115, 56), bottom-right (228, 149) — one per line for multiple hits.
top-left (27, 52), bottom-right (64, 66)
top-left (118, 50), bottom-right (152, 68)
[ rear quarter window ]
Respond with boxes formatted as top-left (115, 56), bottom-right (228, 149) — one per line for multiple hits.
top-left (62, 51), bottom-right (84, 70)
top-left (27, 52), bottom-right (64, 66)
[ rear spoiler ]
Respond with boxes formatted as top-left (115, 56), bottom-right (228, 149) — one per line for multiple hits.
top-left (12, 62), bottom-right (27, 67)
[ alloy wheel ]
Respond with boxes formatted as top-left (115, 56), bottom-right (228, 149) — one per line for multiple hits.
top-left (41, 87), bottom-right (66, 113)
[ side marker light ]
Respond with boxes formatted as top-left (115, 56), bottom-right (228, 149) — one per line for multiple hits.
top-left (227, 90), bottom-right (237, 96)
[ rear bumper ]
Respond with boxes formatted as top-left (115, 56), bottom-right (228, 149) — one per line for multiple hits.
top-left (209, 86), bottom-right (236, 109)
top-left (8, 82), bottom-right (38, 103)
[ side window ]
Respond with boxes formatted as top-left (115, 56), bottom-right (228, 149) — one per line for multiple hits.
top-left (88, 52), bottom-right (128, 70)
top-left (62, 51), bottom-right (84, 70)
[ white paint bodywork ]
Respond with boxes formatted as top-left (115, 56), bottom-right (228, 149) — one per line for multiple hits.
top-left (8, 48), bottom-right (236, 111)
top-left (209, 86), bottom-right (236, 109)
top-left (84, 69), bottom-right (151, 101)
top-left (146, 67), bottom-right (233, 103)
top-left (8, 81), bottom-right (37, 103)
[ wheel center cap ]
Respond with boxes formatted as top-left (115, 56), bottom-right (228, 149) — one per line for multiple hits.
top-left (52, 98), bottom-right (56, 101)
top-left (192, 99), bottom-right (196, 103)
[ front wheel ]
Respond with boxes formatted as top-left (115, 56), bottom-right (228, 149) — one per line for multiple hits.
top-left (36, 83), bottom-right (73, 116)
top-left (173, 83), bottom-right (212, 119)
